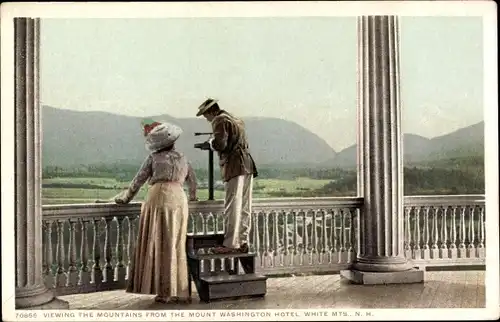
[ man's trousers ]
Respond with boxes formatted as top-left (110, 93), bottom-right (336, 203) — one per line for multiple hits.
top-left (222, 174), bottom-right (253, 248)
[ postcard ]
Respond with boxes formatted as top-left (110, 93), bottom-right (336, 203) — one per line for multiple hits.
top-left (1, 1), bottom-right (498, 321)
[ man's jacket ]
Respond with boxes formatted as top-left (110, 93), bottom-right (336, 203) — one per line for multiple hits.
top-left (210, 110), bottom-right (258, 182)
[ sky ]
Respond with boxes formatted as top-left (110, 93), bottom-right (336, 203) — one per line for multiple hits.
top-left (39, 16), bottom-right (483, 151)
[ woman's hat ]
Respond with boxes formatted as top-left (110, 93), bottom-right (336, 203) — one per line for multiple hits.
top-left (144, 122), bottom-right (183, 152)
top-left (196, 98), bottom-right (219, 117)
top-left (141, 118), bottom-right (162, 136)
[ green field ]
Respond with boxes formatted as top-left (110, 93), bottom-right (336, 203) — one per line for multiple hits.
top-left (42, 177), bottom-right (332, 205)
top-left (42, 156), bottom-right (485, 205)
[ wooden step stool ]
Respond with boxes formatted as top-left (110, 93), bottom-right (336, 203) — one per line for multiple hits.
top-left (186, 234), bottom-right (267, 303)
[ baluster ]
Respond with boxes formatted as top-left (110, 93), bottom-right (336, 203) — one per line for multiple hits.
top-left (115, 217), bottom-right (126, 283)
top-left (321, 210), bottom-right (328, 264)
top-left (458, 207), bottom-right (467, 258)
top-left (212, 213), bottom-right (218, 234)
top-left (214, 213), bottom-right (220, 234)
top-left (439, 206), bottom-right (448, 259)
top-left (448, 206), bottom-right (458, 259)
top-left (332, 209), bottom-right (339, 263)
top-left (339, 209), bottom-right (347, 263)
top-left (102, 218), bottom-right (114, 282)
top-left (292, 211), bottom-right (300, 266)
top-left (467, 206), bottom-right (476, 258)
top-left (220, 212), bottom-right (226, 234)
top-left (91, 218), bottom-right (103, 286)
top-left (344, 209), bottom-right (351, 254)
top-left (430, 207), bottom-right (439, 259)
top-left (477, 207), bottom-right (485, 258)
top-left (413, 207), bottom-right (421, 259)
top-left (202, 213), bottom-right (209, 235)
top-left (66, 220), bottom-right (78, 287)
top-left (283, 211), bottom-right (291, 266)
top-left (422, 207), bottom-right (430, 259)
top-left (263, 211), bottom-right (271, 267)
top-left (272, 211), bottom-right (280, 266)
top-left (190, 214), bottom-right (197, 235)
top-left (126, 216), bottom-right (136, 280)
top-left (347, 209), bottom-right (355, 262)
top-left (404, 206), bottom-right (412, 259)
top-left (311, 210), bottom-right (318, 265)
top-left (222, 214), bottom-right (227, 232)
top-left (253, 212), bottom-right (261, 267)
top-left (43, 221), bottom-right (55, 289)
top-left (208, 214), bottom-right (215, 234)
top-left (301, 210), bottom-right (308, 266)
top-left (55, 220), bottom-right (68, 287)
top-left (249, 212), bottom-right (256, 253)
top-left (249, 210), bottom-right (256, 253)
top-left (195, 213), bottom-right (203, 236)
top-left (79, 219), bottom-right (91, 286)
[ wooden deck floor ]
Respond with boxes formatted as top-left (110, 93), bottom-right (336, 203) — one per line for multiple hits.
top-left (59, 271), bottom-right (485, 310)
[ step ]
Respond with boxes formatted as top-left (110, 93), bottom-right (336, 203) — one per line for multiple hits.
top-left (201, 273), bottom-right (267, 284)
top-left (186, 234), bottom-right (225, 250)
top-left (188, 251), bottom-right (257, 275)
top-left (198, 273), bottom-right (267, 302)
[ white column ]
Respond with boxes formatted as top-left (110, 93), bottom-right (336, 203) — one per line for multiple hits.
top-left (15, 17), bottom-right (69, 309)
top-left (341, 16), bottom-right (424, 284)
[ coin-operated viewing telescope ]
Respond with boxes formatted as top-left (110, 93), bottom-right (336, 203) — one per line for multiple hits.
top-left (194, 132), bottom-right (215, 200)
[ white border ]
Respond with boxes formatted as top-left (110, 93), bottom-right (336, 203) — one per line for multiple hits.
top-left (0, 1), bottom-right (495, 18)
top-left (1, 1), bottom-right (498, 321)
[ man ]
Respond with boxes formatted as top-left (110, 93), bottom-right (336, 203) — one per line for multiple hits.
top-left (196, 98), bottom-right (258, 254)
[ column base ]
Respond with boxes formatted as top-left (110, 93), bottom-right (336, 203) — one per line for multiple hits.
top-left (16, 286), bottom-right (69, 309)
top-left (340, 268), bottom-right (425, 285)
top-left (352, 256), bottom-right (413, 272)
top-left (19, 298), bottom-right (70, 310)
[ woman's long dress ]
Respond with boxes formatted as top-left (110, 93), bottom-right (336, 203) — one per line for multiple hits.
top-left (123, 150), bottom-right (196, 300)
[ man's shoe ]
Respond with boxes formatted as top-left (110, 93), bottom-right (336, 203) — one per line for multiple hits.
top-left (212, 244), bottom-right (250, 254)
top-left (239, 243), bottom-right (249, 253)
top-left (212, 246), bottom-right (240, 254)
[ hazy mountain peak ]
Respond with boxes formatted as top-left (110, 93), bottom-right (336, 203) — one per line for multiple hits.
top-left (42, 105), bottom-right (337, 168)
top-left (332, 122), bottom-right (484, 168)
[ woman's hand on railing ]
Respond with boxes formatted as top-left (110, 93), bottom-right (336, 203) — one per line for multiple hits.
top-left (115, 197), bottom-right (129, 204)
top-left (113, 191), bottom-right (132, 204)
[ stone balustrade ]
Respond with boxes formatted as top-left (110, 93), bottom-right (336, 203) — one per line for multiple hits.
top-left (403, 195), bottom-right (486, 265)
top-left (41, 195), bottom-right (485, 296)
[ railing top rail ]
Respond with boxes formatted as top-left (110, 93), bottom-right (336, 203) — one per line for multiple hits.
top-left (41, 195), bottom-right (485, 220)
top-left (42, 196), bottom-right (364, 220)
top-left (403, 194), bottom-right (485, 206)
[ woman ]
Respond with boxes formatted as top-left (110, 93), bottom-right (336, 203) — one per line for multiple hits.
top-left (113, 119), bottom-right (197, 304)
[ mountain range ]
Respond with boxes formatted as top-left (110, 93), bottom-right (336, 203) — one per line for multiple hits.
top-left (332, 121), bottom-right (485, 168)
top-left (41, 105), bottom-right (336, 169)
top-left (41, 106), bottom-right (484, 169)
